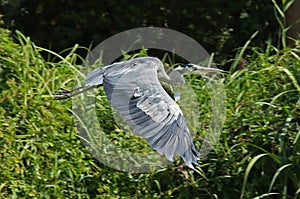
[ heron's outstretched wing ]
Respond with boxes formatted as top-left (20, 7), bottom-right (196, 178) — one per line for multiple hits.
top-left (132, 88), bottom-right (199, 168)
top-left (100, 57), bottom-right (199, 168)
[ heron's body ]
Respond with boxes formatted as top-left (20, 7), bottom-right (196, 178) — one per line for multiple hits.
top-left (55, 56), bottom-right (221, 169)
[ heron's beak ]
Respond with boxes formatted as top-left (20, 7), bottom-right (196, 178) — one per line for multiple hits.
top-left (191, 64), bottom-right (223, 73)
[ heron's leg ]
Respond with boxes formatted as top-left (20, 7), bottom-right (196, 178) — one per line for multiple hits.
top-left (54, 86), bottom-right (86, 95)
top-left (54, 85), bottom-right (98, 100)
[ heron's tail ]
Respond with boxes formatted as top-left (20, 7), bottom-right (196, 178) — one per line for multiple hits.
top-left (85, 68), bottom-right (104, 86)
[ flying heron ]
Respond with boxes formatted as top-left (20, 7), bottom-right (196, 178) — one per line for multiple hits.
top-left (54, 57), bottom-right (221, 169)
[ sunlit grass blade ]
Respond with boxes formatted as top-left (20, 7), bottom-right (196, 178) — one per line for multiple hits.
top-left (271, 0), bottom-right (285, 18)
top-left (230, 31), bottom-right (259, 73)
top-left (277, 66), bottom-right (300, 92)
top-left (252, 192), bottom-right (279, 199)
top-left (270, 90), bottom-right (297, 104)
top-left (268, 163), bottom-right (294, 194)
top-left (240, 153), bottom-right (268, 199)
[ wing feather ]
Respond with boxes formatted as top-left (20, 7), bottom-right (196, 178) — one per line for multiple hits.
top-left (92, 57), bottom-right (199, 168)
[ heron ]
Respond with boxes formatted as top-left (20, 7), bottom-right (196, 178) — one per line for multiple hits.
top-left (54, 56), bottom-right (221, 169)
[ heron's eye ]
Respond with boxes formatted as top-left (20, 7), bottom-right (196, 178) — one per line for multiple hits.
top-left (185, 64), bottom-right (194, 70)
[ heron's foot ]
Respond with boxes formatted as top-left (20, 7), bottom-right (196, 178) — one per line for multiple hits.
top-left (53, 85), bottom-right (97, 100)
top-left (53, 93), bottom-right (72, 100)
top-left (53, 87), bottom-right (72, 94)
top-left (53, 87), bottom-right (73, 100)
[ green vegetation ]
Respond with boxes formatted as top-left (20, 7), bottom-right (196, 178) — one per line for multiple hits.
top-left (0, 8), bottom-right (299, 199)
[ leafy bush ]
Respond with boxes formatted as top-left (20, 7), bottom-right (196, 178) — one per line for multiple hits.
top-left (225, 42), bottom-right (300, 198)
top-left (0, 21), bottom-right (299, 198)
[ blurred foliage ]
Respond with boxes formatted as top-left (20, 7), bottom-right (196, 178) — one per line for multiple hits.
top-left (0, 0), bottom-right (280, 67)
top-left (1, 16), bottom-right (299, 198)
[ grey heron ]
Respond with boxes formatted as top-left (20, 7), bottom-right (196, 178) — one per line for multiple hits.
top-left (54, 57), bottom-right (221, 169)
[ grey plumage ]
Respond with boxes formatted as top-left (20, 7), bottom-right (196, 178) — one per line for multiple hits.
top-left (55, 56), bottom-right (221, 169)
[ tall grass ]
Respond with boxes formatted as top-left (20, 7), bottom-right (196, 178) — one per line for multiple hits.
top-left (1, 5), bottom-right (300, 197)
top-left (227, 1), bottom-right (300, 197)
top-left (0, 28), bottom-right (94, 198)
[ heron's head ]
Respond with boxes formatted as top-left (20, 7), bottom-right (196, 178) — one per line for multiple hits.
top-left (175, 64), bottom-right (222, 74)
